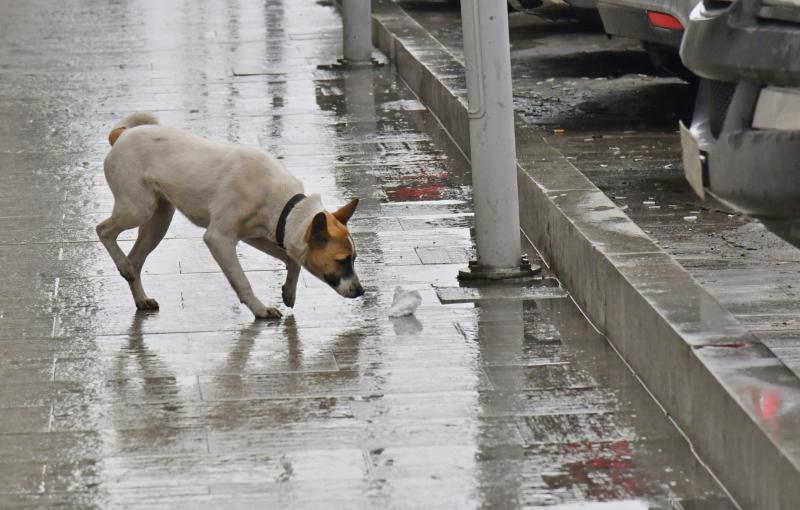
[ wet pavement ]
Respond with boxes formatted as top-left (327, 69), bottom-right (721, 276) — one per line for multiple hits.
top-left (0, 0), bottom-right (735, 507)
top-left (398, 1), bottom-right (800, 380)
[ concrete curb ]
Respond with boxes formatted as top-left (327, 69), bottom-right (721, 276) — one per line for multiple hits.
top-left (372, 1), bottom-right (800, 508)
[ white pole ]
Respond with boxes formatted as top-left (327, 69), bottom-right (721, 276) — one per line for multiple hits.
top-left (460, 0), bottom-right (523, 274)
top-left (342, 0), bottom-right (372, 64)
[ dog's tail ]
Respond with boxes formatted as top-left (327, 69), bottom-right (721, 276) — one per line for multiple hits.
top-left (108, 112), bottom-right (159, 146)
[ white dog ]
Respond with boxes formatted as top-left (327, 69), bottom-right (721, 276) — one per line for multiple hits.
top-left (97, 112), bottom-right (363, 319)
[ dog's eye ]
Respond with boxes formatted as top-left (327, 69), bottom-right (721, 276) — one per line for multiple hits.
top-left (336, 256), bottom-right (354, 278)
top-left (324, 273), bottom-right (341, 288)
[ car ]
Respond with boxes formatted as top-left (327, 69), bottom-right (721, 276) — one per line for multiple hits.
top-left (507, 0), bottom-right (600, 20)
top-left (679, 0), bottom-right (800, 247)
top-left (597, 0), bottom-right (698, 78)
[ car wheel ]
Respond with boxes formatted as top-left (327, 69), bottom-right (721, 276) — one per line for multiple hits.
top-left (643, 42), bottom-right (696, 83)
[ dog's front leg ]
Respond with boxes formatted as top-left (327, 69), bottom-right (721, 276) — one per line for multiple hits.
top-left (282, 260), bottom-right (300, 308)
top-left (204, 229), bottom-right (282, 320)
top-left (243, 238), bottom-right (300, 308)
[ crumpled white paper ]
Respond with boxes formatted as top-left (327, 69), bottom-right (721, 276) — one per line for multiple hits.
top-left (387, 286), bottom-right (422, 317)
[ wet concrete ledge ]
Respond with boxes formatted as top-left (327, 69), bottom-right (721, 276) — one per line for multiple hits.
top-left (371, 1), bottom-right (800, 508)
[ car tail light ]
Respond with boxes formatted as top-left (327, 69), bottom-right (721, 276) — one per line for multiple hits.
top-left (647, 11), bottom-right (684, 30)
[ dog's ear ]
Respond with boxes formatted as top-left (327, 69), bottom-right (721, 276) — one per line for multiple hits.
top-left (310, 212), bottom-right (329, 245)
top-left (333, 198), bottom-right (359, 225)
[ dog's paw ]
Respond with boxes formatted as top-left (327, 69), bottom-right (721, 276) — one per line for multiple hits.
top-left (135, 298), bottom-right (159, 311)
top-left (282, 285), bottom-right (296, 308)
top-left (255, 307), bottom-right (283, 320)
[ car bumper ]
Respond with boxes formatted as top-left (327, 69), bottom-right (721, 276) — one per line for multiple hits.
top-left (679, 0), bottom-right (800, 229)
top-left (681, 116), bottom-right (800, 220)
top-left (508, 0), bottom-right (598, 15)
top-left (680, 0), bottom-right (800, 86)
top-left (599, 0), bottom-right (683, 46)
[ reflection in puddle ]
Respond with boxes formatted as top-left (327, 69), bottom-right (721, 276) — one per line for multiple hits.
top-left (464, 299), bottom-right (733, 508)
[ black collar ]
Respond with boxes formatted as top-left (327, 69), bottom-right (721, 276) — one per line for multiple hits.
top-left (276, 193), bottom-right (306, 249)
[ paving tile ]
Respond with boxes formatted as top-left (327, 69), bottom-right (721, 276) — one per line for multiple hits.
top-left (52, 397), bottom-right (354, 433)
top-left (349, 391), bottom-right (485, 421)
top-left (80, 449), bottom-right (368, 489)
top-left (0, 358), bottom-right (55, 383)
top-left (484, 364), bottom-right (597, 392)
top-left (0, 461), bottom-right (44, 495)
top-left (517, 412), bottom-right (636, 445)
top-left (0, 492), bottom-right (101, 509)
top-left (199, 366), bottom-right (491, 401)
top-left (0, 406), bottom-right (51, 434)
top-left (416, 246), bottom-right (472, 264)
top-left (101, 486), bottom-right (211, 509)
top-left (206, 420), bottom-right (366, 453)
top-left (361, 417), bottom-right (525, 450)
top-left (332, 344), bottom-right (486, 371)
top-left (0, 433), bottom-right (93, 464)
top-left (206, 481), bottom-right (377, 510)
top-left (0, 381), bottom-right (85, 408)
top-left (54, 348), bottom-right (339, 380)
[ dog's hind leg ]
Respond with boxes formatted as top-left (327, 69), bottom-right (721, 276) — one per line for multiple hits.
top-left (244, 238), bottom-right (301, 308)
top-left (126, 200), bottom-right (175, 310)
top-left (204, 228), bottom-right (282, 320)
top-left (96, 195), bottom-right (157, 302)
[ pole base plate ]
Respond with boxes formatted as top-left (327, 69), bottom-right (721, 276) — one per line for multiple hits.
top-left (457, 255), bottom-right (541, 283)
top-left (317, 51), bottom-right (387, 70)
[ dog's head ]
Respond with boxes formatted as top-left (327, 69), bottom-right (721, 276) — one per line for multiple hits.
top-left (304, 199), bottom-right (364, 298)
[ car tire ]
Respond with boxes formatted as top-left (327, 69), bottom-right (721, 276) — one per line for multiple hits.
top-left (643, 42), bottom-right (696, 83)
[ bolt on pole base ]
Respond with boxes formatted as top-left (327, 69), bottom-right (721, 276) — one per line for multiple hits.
top-left (457, 255), bottom-right (542, 283)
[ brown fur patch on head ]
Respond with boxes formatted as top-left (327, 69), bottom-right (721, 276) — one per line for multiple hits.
top-left (304, 211), bottom-right (355, 279)
top-left (108, 127), bottom-right (127, 146)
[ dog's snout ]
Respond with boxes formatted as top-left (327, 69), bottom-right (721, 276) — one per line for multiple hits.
top-left (332, 273), bottom-right (364, 299)
top-left (340, 281), bottom-right (364, 298)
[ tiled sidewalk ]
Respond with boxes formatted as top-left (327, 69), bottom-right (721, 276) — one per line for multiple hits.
top-left (0, 0), bottom-right (733, 508)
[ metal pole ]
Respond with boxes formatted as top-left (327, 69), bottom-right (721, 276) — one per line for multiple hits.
top-left (342, 0), bottom-right (372, 64)
top-left (459, 0), bottom-right (534, 280)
